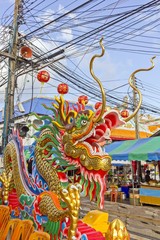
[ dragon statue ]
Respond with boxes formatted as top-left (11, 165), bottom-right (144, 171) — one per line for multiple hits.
top-left (0, 39), bottom-right (155, 240)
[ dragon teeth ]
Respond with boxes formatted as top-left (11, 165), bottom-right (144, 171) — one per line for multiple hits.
top-left (93, 129), bottom-right (96, 137)
top-left (73, 141), bottom-right (78, 146)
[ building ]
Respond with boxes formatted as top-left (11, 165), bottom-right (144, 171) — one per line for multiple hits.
top-left (0, 96), bottom-right (159, 155)
top-left (0, 96), bottom-right (94, 148)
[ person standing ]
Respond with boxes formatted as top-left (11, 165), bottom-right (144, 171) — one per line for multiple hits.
top-left (145, 170), bottom-right (151, 183)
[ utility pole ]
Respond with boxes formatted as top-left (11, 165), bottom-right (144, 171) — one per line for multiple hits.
top-left (2, 0), bottom-right (21, 149)
top-left (1, 0), bottom-right (65, 151)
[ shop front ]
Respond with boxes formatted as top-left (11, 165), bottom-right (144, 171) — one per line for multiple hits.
top-left (105, 136), bottom-right (160, 205)
top-left (140, 184), bottom-right (160, 206)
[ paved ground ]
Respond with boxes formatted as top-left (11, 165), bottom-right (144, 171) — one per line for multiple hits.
top-left (130, 232), bottom-right (160, 240)
top-left (117, 199), bottom-right (160, 240)
top-left (116, 196), bottom-right (160, 209)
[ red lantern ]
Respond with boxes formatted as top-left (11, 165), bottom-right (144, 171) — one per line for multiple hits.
top-left (95, 102), bottom-right (102, 110)
top-left (57, 83), bottom-right (68, 94)
top-left (37, 70), bottom-right (50, 84)
top-left (78, 95), bottom-right (88, 105)
top-left (121, 109), bottom-right (129, 118)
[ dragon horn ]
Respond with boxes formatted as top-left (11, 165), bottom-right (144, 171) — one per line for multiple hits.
top-left (124, 56), bottom-right (156, 122)
top-left (90, 38), bottom-right (106, 123)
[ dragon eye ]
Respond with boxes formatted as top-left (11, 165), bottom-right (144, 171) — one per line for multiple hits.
top-left (69, 117), bottom-right (73, 123)
top-left (81, 119), bottom-right (87, 126)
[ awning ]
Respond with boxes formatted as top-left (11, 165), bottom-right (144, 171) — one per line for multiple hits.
top-left (112, 160), bottom-right (131, 166)
top-left (105, 136), bottom-right (160, 161)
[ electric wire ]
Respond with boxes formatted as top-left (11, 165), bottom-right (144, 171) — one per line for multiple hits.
top-left (0, 1), bottom-right (160, 116)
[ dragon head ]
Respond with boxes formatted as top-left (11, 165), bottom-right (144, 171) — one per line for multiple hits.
top-left (55, 97), bottom-right (124, 173)
top-left (50, 95), bottom-right (124, 208)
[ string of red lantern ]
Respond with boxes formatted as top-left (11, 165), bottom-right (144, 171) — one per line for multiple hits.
top-left (78, 95), bottom-right (88, 106)
top-left (37, 70), bottom-right (50, 93)
top-left (57, 83), bottom-right (69, 95)
top-left (95, 102), bottom-right (102, 110)
top-left (121, 109), bottom-right (129, 118)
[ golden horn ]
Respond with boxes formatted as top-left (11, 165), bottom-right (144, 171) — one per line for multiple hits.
top-left (90, 38), bottom-right (106, 123)
top-left (125, 56), bottom-right (156, 122)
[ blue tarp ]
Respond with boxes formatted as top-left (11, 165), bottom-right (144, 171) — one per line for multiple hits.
top-left (105, 136), bottom-right (160, 161)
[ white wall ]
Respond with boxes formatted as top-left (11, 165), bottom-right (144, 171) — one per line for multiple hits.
top-left (0, 114), bottom-right (44, 147)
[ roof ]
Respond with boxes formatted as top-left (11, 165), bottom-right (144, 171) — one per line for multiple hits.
top-left (111, 128), bottom-right (151, 140)
top-left (0, 97), bottom-right (94, 123)
top-left (110, 119), bottom-right (152, 140)
top-left (105, 136), bottom-right (160, 161)
top-left (150, 129), bottom-right (160, 137)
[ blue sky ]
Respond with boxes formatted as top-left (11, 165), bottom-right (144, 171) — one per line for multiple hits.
top-left (1, 0), bottom-right (160, 117)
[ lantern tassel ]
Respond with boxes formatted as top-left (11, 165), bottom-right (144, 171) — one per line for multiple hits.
top-left (40, 82), bottom-right (44, 94)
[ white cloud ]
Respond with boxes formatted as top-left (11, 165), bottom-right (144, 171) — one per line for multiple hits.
top-left (30, 37), bottom-right (57, 52)
top-left (61, 28), bottom-right (73, 41)
top-left (58, 4), bottom-right (66, 14)
top-left (37, 9), bottom-right (55, 26)
top-left (68, 12), bottom-right (76, 19)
